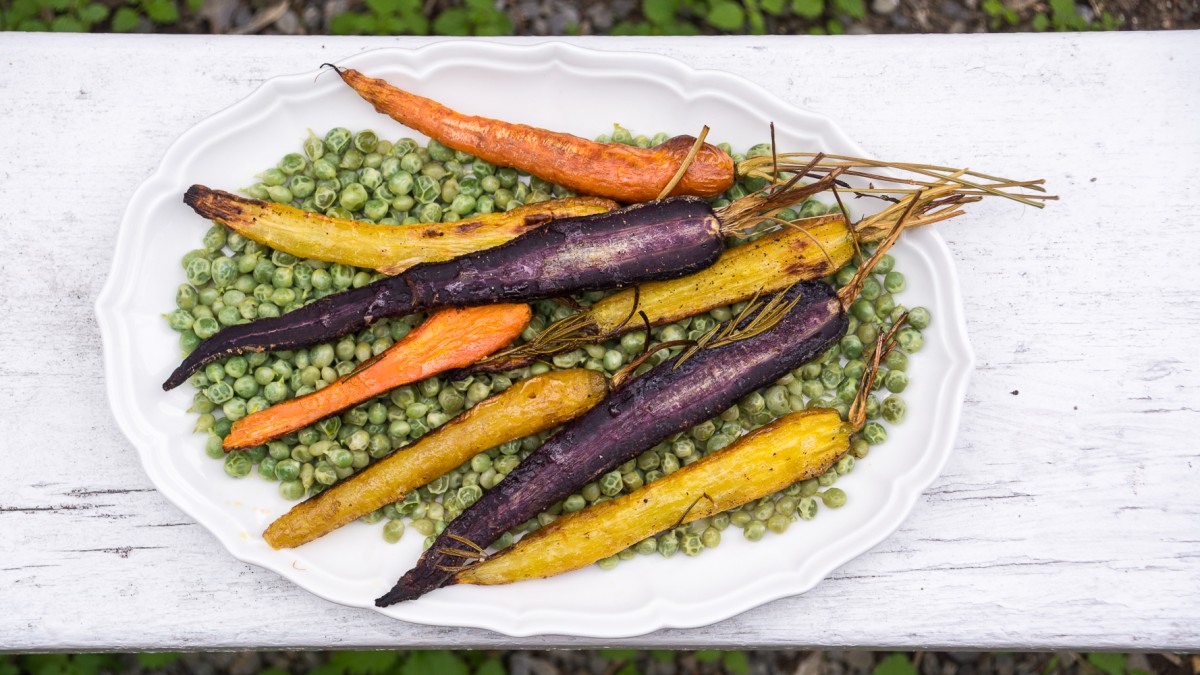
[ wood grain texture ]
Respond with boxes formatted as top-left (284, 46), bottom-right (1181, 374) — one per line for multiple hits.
top-left (0, 32), bottom-right (1197, 651)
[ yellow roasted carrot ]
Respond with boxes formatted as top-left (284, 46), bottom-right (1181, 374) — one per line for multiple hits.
top-left (183, 185), bottom-right (618, 274)
top-left (263, 368), bottom-right (608, 549)
top-left (223, 303), bottom-right (530, 450)
top-left (475, 216), bottom-right (855, 373)
top-left (453, 408), bottom-right (851, 586)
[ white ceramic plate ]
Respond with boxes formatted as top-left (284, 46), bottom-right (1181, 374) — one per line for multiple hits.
top-left (95, 41), bottom-right (973, 638)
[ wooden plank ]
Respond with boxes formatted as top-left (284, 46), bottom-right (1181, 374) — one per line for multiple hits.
top-left (0, 32), bottom-right (1197, 651)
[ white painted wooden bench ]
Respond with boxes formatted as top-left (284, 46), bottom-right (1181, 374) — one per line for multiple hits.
top-left (1, 32), bottom-right (1197, 650)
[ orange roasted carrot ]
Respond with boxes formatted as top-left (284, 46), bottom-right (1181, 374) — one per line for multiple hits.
top-left (328, 66), bottom-right (736, 204)
top-left (223, 303), bottom-right (531, 450)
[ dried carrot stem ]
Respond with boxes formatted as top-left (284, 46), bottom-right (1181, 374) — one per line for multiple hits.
top-left (223, 304), bottom-right (531, 450)
top-left (328, 66), bottom-right (736, 203)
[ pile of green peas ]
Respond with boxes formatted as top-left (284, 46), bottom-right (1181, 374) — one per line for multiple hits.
top-left (164, 127), bottom-right (930, 560)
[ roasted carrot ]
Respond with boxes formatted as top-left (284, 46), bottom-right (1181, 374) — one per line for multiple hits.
top-left (329, 65), bottom-right (1054, 210)
top-left (376, 193), bottom-right (923, 606)
top-left (470, 215), bottom-right (856, 375)
top-left (451, 328), bottom-right (901, 588)
top-left (223, 304), bottom-right (531, 450)
top-left (469, 198), bottom-right (982, 375)
top-left (163, 175), bottom-right (840, 390)
top-left (376, 280), bottom-right (847, 606)
top-left (329, 65), bottom-right (735, 203)
top-left (263, 369), bottom-right (608, 549)
top-left (453, 409), bottom-right (850, 587)
top-left (184, 186), bottom-right (617, 275)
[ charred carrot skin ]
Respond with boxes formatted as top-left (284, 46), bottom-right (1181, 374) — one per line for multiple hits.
top-left (163, 197), bottom-right (722, 390)
top-left (263, 369), bottom-right (608, 550)
top-left (454, 409), bottom-right (851, 586)
top-left (184, 186), bottom-right (618, 275)
top-left (457, 216), bottom-right (856, 377)
top-left (334, 67), bottom-right (736, 203)
top-left (376, 281), bottom-right (847, 606)
top-left (222, 304), bottom-right (531, 450)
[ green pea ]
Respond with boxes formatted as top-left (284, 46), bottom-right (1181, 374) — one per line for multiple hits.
top-left (356, 166), bottom-right (382, 192)
top-left (320, 127), bottom-right (350, 154)
top-left (346, 429), bottom-right (370, 452)
top-left (789, 497), bottom-right (814, 521)
top-left (457, 484), bottom-right (483, 508)
top-left (850, 298), bottom-right (877, 323)
top-left (216, 305), bottom-right (242, 326)
top-left (897, 328), bottom-right (924, 353)
top-left (657, 533), bottom-right (679, 558)
top-left (296, 134), bottom-right (324, 162)
top-left (864, 394), bottom-right (881, 420)
top-left (165, 309), bottom-right (195, 332)
top-left (184, 257), bottom-right (212, 286)
top-left (338, 183), bottom-right (368, 212)
top-left (863, 421), bottom-right (888, 445)
top-left (323, 446), bottom-right (351, 469)
top-left (216, 450), bottom-right (250, 478)
top-left (204, 381), bottom-right (233, 405)
top-left (313, 185), bottom-right (338, 211)
top-left (884, 271), bottom-right (906, 293)
top-left (198, 432), bottom-right (222, 458)
top-left (820, 362), bottom-right (844, 390)
top-left (875, 293), bottom-right (896, 317)
top-left (271, 478), bottom-right (302, 500)
top-left (908, 306), bottom-right (931, 330)
top-left (743, 520), bottom-right (766, 541)
top-left (340, 147), bottom-right (366, 171)
top-left (417, 202), bottom-right (442, 223)
top-left (878, 348), bottom-right (902, 374)
top-left (371, 518), bottom-right (403, 544)
top-left (840, 334), bottom-right (866, 359)
top-left (311, 463), bottom-right (336, 485)
top-left (598, 471), bottom-right (623, 497)
top-left (820, 487), bottom-right (847, 508)
top-left (398, 153), bottom-right (422, 176)
top-left (229, 374), bottom-right (256, 398)
top-left (672, 438), bottom-right (695, 460)
top-left (861, 276), bottom-right (882, 301)
top-left (447, 194), bottom-right (475, 216)
top-left (348, 129), bottom-right (375, 154)
top-left (266, 185), bottom-right (294, 203)
top-left (222, 398), bottom-right (247, 421)
top-left (427, 390), bottom-right (462, 419)
top-left (836, 455), bottom-right (855, 475)
top-left (330, 264), bottom-right (353, 290)
top-left (882, 370), bottom-right (907, 394)
top-left (679, 533), bottom-right (703, 556)
top-left (879, 394), bottom-right (906, 424)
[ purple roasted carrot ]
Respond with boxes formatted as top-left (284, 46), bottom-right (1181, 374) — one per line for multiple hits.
top-left (376, 282), bottom-right (841, 605)
top-left (165, 175), bottom-right (837, 390)
top-left (375, 200), bottom-right (914, 606)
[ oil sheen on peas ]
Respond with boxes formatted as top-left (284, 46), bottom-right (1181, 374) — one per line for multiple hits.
top-left (165, 126), bottom-right (931, 561)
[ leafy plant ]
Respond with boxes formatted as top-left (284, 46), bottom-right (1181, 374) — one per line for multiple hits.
top-left (135, 653), bottom-right (184, 669)
top-left (1, 0), bottom-right (109, 31)
top-left (331, 0), bottom-right (510, 35)
top-left (985, 0), bottom-right (1126, 32)
top-left (330, 0), bottom-right (429, 35)
top-left (0, 0), bottom-right (195, 32)
top-left (875, 653), bottom-right (920, 675)
top-left (431, 0), bottom-right (512, 36)
top-left (982, 0), bottom-right (1019, 28)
